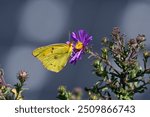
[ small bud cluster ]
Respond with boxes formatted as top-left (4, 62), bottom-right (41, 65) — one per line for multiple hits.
top-left (0, 68), bottom-right (28, 100)
top-left (57, 85), bottom-right (82, 100)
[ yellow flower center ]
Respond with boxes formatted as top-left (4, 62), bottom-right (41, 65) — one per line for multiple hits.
top-left (75, 41), bottom-right (83, 50)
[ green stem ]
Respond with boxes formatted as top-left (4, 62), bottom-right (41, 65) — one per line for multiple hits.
top-left (87, 49), bottom-right (120, 75)
top-left (15, 82), bottom-right (23, 100)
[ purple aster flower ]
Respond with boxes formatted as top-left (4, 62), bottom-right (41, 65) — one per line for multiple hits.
top-left (69, 29), bottom-right (92, 64)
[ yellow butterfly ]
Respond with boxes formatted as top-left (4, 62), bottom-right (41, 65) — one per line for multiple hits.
top-left (32, 43), bottom-right (73, 72)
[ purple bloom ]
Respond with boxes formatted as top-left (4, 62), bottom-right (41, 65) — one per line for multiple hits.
top-left (69, 29), bottom-right (92, 64)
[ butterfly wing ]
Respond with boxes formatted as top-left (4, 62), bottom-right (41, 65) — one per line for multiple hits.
top-left (32, 43), bottom-right (72, 72)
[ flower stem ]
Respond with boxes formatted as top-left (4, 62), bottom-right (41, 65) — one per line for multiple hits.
top-left (87, 49), bottom-right (120, 75)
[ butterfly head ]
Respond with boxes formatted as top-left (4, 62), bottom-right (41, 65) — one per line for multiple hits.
top-left (66, 41), bottom-right (73, 53)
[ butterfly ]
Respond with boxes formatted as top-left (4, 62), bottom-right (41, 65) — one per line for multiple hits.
top-left (32, 43), bottom-right (73, 72)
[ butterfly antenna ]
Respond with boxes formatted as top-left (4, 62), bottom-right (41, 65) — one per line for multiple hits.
top-left (68, 31), bottom-right (71, 41)
top-left (68, 31), bottom-right (73, 43)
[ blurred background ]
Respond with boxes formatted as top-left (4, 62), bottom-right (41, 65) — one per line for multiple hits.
top-left (0, 0), bottom-right (150, 99)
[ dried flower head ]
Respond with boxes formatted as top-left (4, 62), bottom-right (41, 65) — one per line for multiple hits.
top-left (0, 68), bottom-right (7, 86)
top-left (18, 70), bottom-right (28, 83)
top-left (112, 27), bottom-right (120, 36)
top-left (136, 34), bottom-right (146, 43)
top-left (73, 87), bottom-right (82, 95)
top-left (128, 39), bottom-right (137, 48)
top-left (72, 87), bottom-right (82, 100)
top-left (0, 68), bottom-right (4, 76)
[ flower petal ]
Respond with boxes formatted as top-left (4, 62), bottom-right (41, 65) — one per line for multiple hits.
top-left (70, 29), bottom-right (92, 64)
top-left (69, 50), bottom-right (83, 64)
top-left (71, 32), bottom-right (79, 42)
top-left (78, 29), bottom-right (86, 42)
top-left (84, 35), bottom-right (93, 46)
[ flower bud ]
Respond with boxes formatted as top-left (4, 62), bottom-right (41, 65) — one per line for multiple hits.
top-left (18, 70), bottom-right (28, 83)
top-left (90, 94), bottom-right (99, 100)
top-left (0, 68), bottom-right (8, 86)
top-left (0, 68), bottom-right (4, 76)
top-left (101, 37), bottom-right (108, 44)
top-left (136, 34), bottom-right (145, 43)
top-left (129, 69), bottom-right (136, 78)
top-left (128, 39), bottom-right (137, 48)
top-left (93, 60), bottom-right (100, 68)
top-left (72, 87), bottom-right (82, 100)
top-left (112, 27), bottom-right (120, 35)
top-left (102, 48), bottom-right (108, 59)
top-left (102, 48), bottom-right (108, 53)
top-left (58, 85), bottom-right (66, 93)
top-left (143, 51), bottom-right (150, 58)
top-left (73, 87), bottom-right (82, 95)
